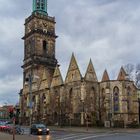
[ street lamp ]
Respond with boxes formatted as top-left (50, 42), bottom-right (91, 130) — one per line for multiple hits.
top-left (26, 73), bottom-right (33, 127)
top-left (25, 71), bottom-right (40, 127)
top-left (25, 68), bottom-right (34, 127)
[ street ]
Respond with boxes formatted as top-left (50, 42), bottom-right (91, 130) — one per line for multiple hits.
top-left (1, 129), bottom-right (140, 140)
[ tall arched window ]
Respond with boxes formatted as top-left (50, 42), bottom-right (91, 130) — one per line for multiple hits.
top-left (127, 86), bottom-right (131, 111)
top-left (90, 87), bottom-right (96, 112)
top-left (113, 86), bottom-right (119, 112)
top-left (69, 88), bottom-right (73, 113)
top-left (101, 88), bottom-right (105, 103)
top-left (69, 88), bottom-right (73, 99)
top-left (43, 40), bottom-right (47, 56)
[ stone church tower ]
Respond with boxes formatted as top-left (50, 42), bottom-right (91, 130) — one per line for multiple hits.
top-left (19, 0), bottom-right (139, 127)
top-left (20, 0), bottom-right (58, 124)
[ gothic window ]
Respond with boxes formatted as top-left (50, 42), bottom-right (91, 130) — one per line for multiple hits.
top-left (69, 88), bottom-right (73, 108)
top-left (127, 86), bottom-right (131, 112)
top-left (71, 73), bottom-right (74, 80)
top-left (32, 96), bottom-right (36, 107)
top-left (90, 87), bottom-right (96, 111)
top-left (42, 94), bottom-right (46, 104)
top-left (90, 87), bottom-right (95, 99)
top-left (127, 86), bottom-right (131, 96)
top-left (36, 0), bottom-right (40, 9)
top-left (113, 86), bottom-right (119, 112)
top-left (101, 88), bottom-right (105, 102)
top-left (43, 40), bottom-right (47, 55)
top-left (69, 88), bottom-right (73, 99)
top-left (41, 0), bottom-right (45, 10)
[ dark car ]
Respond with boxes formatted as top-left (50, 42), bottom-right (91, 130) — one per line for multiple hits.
top-left (30, 124), bottom-right (49, 135)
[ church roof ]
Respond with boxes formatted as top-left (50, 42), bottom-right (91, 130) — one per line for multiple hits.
top-left (51, 65), bottom-right (64, 87)
top-left (117, 66), bottom-right (127, 80)
top-left (84, 59), bottom-right (98, 82)
top-left (101, 69), bottom-right (110, 82)
top-left (65, 53), bottom-right (82, 83)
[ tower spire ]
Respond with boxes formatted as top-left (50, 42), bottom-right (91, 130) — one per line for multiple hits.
top-left (33, 0), bottom-right (47, 15)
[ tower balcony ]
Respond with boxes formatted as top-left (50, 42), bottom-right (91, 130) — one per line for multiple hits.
top-left (25, 12), bottom-right (55, 25)
top-left (22, 55), bottom-right (57, 69)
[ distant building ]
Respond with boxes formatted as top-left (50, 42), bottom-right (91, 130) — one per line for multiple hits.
top-left (19, 0), bottom-right (139, 127)
top-left (0, 105), bottom-right (13, 121)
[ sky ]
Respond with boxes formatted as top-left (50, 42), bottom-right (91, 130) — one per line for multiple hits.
top-left (0, 0), bottom-right (140, 106)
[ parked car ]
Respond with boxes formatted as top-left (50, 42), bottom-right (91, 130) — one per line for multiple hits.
top-left (30, 124), bottom-right (49, 135)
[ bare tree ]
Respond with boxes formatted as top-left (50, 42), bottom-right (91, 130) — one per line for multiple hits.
top-left (124, 63), bottom-right (134, 80)
top-left (124, 63), bottom-right (140, 89)
top-left (135, 64), bottom-right (140, 89)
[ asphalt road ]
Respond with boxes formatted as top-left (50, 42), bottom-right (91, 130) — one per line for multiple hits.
top-left (1, 129), bottom-right (140, 140)
top-left (50, 130), bottom-right (140, 140)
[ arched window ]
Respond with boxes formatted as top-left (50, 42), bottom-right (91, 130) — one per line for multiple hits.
top-left (127, 86), bottom-right (131, 96)
top-left (69, 88), bottom-right (73, 99)
top-left (101, 88), bottom-right (105, 101)
top-left (42, 94), bottom-right (46, 104)
top-left (69, 88), bottom-right (73, 113)
top-left (36, 0), bottom-right (40, 9)
top-left (43, 40), bottom-right (47, 55)
top-left (90, 87), bottom-right (95, 99)
top-left (113, 86), bottom-right (119, 112)
top-left (127, 86), bottom-right (131, 111)
top-left (32, 96), bottom-right (36, 106)
top-left (41, 0), bottom-right (45, 10)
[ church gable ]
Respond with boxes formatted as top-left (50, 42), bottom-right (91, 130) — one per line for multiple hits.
top-left (39, 68), bottom-right (49, 90)
top-left (101, 69), bottom-right (110, 82)
top-left (51, 65), bottom-right (63, 87)
top-left (117, 67), bottom-right (127, 80)
top-left (84, 59), bottom-right (98, 82)
top-left (65, 53), bottom-right (82, 83)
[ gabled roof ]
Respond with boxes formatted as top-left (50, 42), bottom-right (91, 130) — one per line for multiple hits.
top-left (65, 53), bottom-right (82, 83)
top-left (117, 67), bottom-right (127, 80)
top-left (51, 65), bottom-right (63, 87)
top-left (84, 59), bottom-right (98, 82)
top-left (101, 69), bottom-right (110, 82)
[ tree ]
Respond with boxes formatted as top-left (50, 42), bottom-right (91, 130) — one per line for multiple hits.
top-left (136, 64), bottom-right (140, 88)
top-left (124, 63), bottom-right (140, 89)
top-left (124, 63), bottom-right (134, 81)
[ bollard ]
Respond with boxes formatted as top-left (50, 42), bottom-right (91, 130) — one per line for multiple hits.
top-left (13, 117), bottom-right (15, 140)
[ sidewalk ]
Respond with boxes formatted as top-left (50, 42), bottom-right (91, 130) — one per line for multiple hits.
top-left (48, 126), bottom-right (140, 133)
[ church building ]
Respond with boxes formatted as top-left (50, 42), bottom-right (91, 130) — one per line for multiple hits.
top-left (19, 0), bottom-right (139, 127)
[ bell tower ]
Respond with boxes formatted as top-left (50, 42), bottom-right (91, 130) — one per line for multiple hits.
top-left (22, 0), bottom-right (57, 86)
top-left (33, 0), bottom-right (47, 15)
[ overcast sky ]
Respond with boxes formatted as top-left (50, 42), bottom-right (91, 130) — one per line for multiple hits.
top-left (0, 0), bottom-right (140, 106)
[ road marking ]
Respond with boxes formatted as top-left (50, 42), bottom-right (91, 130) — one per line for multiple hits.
top-left (57, 133), bottom-right (95, 140)
top-left (76, 133), bottom-right (118, 140)
top-left (54, 133), bottom-right (80, 139)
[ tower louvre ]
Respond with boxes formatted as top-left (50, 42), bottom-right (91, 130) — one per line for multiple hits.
top-left (33, 0), bottom-right (47, 15)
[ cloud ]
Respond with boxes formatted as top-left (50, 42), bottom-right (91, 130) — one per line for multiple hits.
top-left (0, 0), bottom-right (140, 105)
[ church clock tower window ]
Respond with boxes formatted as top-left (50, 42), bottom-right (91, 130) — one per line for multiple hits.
top-left (33, 0), bottom-right (47, 15)
top-left (43, 40), bottom-right (48, 55)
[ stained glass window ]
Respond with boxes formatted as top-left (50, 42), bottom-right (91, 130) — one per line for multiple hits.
top-left (113, 87), bottom-right (119, 112)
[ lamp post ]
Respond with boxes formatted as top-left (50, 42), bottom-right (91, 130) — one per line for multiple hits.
top-left (29, 73), bottom-right (33, 127)
top-left (138, 98), bottom-right (140, 124)
top-left (26, 70), bottom-right (33, 127)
